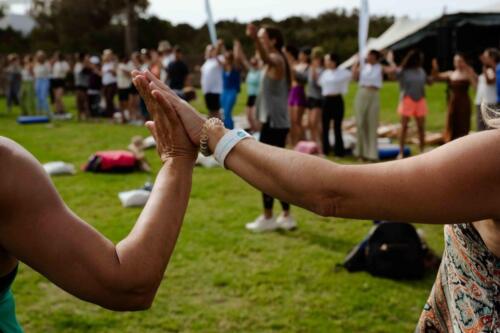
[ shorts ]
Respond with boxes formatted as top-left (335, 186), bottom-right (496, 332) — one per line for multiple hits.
top-left (398, 96), bottom-right (428, 118)
top-left (118, 88), bottom-right (130, 102)
top-left (204, 93), bottom-right (221, 112)
top-left (288, 85), bottom-right (307, 107)
top-left (51, 78), bottom-right (65, 89)
top-left (307, 97), bottom-right (323, 109)
top-left (246, 95), bottom-right (257, 107)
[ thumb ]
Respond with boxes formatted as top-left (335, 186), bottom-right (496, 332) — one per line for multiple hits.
top-left (145, 121), bottom-right (157, 137)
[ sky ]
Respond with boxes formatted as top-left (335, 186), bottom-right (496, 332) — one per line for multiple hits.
top-left (146, 0), bottom-right (497, 27)
top-left (7, 0), bottom-right (498, 27)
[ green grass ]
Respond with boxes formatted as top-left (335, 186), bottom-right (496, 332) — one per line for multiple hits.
top-left (1, 82), bottom-right (468, 332)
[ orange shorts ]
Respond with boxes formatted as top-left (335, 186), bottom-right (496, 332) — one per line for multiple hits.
top-left (398, 96), bottom-right (428, 118)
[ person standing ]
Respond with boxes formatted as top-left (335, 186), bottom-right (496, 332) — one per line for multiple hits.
top-left (307, 47), bottom-right (325, 153)
top-left (286, 46), bottom-right (309, 145)
top-left (102, 49), bottom-right (118, 117)
top-left (200, 41), bottom-right (224, 119)
top-left (20, 55), bottom-right (36, 115)
top-left (244, 56), bottom-right (262, 132)
top-left (117, 55), bottom-right (134, 123)
top-left (167, 47), bottom-right (189, 99)
top-left (128, 52), bottom-right (142, 122)
top-left (5, 54), bottom-right (22, 113)
top-left (317, 53), bottom-right (351, 157)
top-left (87, 56), bottom-right (103, 118)
top-left (432, 54), bottom-right (478, 142)
top-left (475, 49), bottom-right (498, 131)
top-left (158, 40), bottom-right (174, 82)
top-left (221, 41), bottom-right (245, 129)
top-left (74, 53), bottom-right (92, 121)
top-left (33, 51), bottom-right (51, 116)
top-left (388, 50), bottom-right (431, 157)
top-left (51, 53), bottom-right (70, 115)
top-left (352, 50), bottom-right (385, 162)
top-left (245, 24), bottom-right (295, 232)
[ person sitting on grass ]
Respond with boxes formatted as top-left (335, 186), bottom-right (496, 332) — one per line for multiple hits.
top-left (0, 75), bottom-right (198, 333)
top-left (133, 69), bottom-right (499, 333)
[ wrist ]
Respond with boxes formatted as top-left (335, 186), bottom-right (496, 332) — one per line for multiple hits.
top-left (208, 126), bottom-right (228, 153)
top-left (162, 157), bottom-right (196, 171)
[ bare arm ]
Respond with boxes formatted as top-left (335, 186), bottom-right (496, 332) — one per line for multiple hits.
top-left (431, 59), bottom-right (451, 81)
top-left (209, 130), bottom-right (500, 224)
top-left (246, 24), bottom-right (282, 70)
top-left (234, 40), bottom-right (250, 71)
top-left (139, 70), bottom-right (500, 226)
top-left (0, 75), bottom-right (198, 311)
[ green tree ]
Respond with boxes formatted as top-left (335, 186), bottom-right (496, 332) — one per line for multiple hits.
top-left (30, 0), bottom-right (148, 54)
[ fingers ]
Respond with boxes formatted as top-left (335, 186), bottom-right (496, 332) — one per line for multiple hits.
top-left (133, 76), bottom-right (160, 118)
top-left (144, 70), bottom-right (170, 91)
top-left (152, 89), bottom-right (182, 129)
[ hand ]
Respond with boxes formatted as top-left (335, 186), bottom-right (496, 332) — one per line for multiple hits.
top-left (132, 72), bottom-right (198, 163)
top-left (246, 24), bottom-right (257, 40)
top-left (132, 70), bottom-right (206, 147)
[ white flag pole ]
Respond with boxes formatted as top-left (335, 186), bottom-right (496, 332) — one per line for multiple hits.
top-left (205, 0), bottom-right (218, 45)
top-left (358, 0), bottom-right (370, 69)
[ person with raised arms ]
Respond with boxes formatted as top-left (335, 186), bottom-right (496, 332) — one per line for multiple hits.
top-left (243, 24), bottom-right (296, 233)
top-left (133, 69), bottom-right (499, 333)
top-left (0, 75), bottom-right (197, 332)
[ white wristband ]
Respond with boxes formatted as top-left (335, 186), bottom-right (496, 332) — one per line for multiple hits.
top-left (214, 129), bottom-right (253, 168)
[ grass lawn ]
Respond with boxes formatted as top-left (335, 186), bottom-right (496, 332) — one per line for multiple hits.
top-left (0, 82), bottom-right (474, 332)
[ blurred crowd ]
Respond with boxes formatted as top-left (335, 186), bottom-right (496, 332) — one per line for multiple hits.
top-left (1, 41), bottom-right (194, 124)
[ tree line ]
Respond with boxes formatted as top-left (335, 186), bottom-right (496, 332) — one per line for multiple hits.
top-left (1, 0), bottom-right (394, 64)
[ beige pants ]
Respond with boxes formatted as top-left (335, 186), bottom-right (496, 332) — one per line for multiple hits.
top-left (354, 87), bottom-right (380, 161)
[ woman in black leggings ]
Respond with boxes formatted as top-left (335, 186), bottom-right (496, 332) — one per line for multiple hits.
top-left (245, 24), bottom-right (295, 232)
top-left (317, 53), bottom-right (352, 157)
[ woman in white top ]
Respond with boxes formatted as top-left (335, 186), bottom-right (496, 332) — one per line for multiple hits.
top-left (476, 50), bottom-right (498, 131)
top-left (352, 50), bottom-right (389, 162)
top-left (33, 51), bottom-right (51, 115)
top-left (51, 53), bottom-right (70, 114)
top-left (200, 41), bottom-right (224, 119)
top-left (317, 53), bottom-right (351, 156)
top-left (117, 55), bottom-right (134, 123)
top-left (102, 49), bottom-right (118, 117)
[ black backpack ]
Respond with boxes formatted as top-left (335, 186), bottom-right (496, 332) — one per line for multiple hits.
top-left (344, 222), bottom-right (425, 280)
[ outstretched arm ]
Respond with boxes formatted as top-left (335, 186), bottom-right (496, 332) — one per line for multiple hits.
top-left (0, 77), bottom-right (197, 311)
top-left (214, 130), bottom-right (500, 224)
top-left (137, 70), bottom-right (500, 225)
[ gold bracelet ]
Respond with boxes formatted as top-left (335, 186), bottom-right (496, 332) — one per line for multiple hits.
top-left (200, 118), bottom-right (224, 156)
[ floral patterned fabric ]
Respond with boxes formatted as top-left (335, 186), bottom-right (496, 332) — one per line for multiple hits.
top-left (416, 224), bottom-right (499, 333)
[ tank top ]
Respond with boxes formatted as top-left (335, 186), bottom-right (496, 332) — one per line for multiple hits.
top-left (222, 68), bottom-right (241, 92)
top-left (0, 266), bottom-right (23, 333)
top-left (256, 67), bottom-right (290, 129)
top-left (246, 69), bottom-right (261, 97)
top-left (416, 224), bottom-right (499, 332)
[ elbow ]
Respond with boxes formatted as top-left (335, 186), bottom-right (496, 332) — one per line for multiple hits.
top-left (101, 288), bottom-right (157, 312)
top-left (97, 273), bottom-right (162, 312)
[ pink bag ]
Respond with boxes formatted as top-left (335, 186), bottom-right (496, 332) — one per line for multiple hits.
top-left (294, 141), bottom-right (319, 155)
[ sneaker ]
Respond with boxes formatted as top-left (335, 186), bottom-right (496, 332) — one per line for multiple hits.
top-left (245, 215), bottom-right (279, 233)
top-left (276, 213), bottom-right (297, 231)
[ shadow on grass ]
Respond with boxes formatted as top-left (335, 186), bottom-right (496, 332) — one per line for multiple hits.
top-left (276, 228), bottom-right (356, 253)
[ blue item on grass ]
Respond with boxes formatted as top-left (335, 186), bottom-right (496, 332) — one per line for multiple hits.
top-left (378, 145), bottom-right (411, 160)
top-left (17, 115), bottom-right (50, 125)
